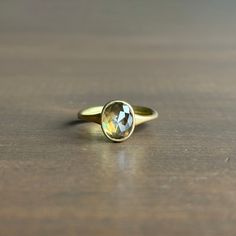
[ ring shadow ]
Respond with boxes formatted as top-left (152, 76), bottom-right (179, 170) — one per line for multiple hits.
top-left (62, 119), bottom-right (88, 127)
top-left (62, 119), bottom-right (148, 142)
top-left (62, 119), bottom-right (106, 142)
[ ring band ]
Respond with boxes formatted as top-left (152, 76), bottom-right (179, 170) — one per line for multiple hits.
top-left (78, 100), bottom-right (158, 142)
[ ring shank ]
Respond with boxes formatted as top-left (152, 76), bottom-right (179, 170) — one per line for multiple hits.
top-left (78, 105), bottom-right (158, 126)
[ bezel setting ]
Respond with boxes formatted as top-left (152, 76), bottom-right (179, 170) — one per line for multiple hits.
top-left (101, 100), bottom-right (136, 142)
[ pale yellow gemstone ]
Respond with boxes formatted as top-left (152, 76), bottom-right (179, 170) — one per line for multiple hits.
top-left (101, 101), bottom-right (134, 141)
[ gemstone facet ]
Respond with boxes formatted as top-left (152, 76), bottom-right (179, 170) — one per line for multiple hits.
top-left (101, 101), bottom-right (135, 142)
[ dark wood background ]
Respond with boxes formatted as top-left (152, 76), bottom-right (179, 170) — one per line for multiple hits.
top-left (0, 1), bottom-right (236, 235)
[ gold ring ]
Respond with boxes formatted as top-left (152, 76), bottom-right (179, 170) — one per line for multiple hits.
top-left (78, 100), bottom-right (158, 142)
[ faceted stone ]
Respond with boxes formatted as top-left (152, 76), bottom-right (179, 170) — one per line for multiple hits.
top-left (101, 101), bottom-right (134, 141)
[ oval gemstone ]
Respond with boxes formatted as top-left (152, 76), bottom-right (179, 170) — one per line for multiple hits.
top-left (101, 101), bottom-right (134, 141)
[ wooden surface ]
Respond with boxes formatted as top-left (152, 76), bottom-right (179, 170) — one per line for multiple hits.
top-left (0, 1), bottom-right (236, 235)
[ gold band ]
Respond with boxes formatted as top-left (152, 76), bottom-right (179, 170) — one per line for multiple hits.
top-left (78, 105), bottom-right (158, 126)
top-left (78, 100), bottom-right (158, 142)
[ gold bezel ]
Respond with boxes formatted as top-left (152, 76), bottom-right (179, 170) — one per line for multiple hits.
top-left (101, 100), bottom-right (136, 142)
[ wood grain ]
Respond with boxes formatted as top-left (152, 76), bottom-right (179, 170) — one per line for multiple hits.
top-left (0, 1), bottom-right (236, 235)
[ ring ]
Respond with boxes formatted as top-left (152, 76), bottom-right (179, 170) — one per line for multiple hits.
top-left (78, 100), bottom-right (158, 142)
